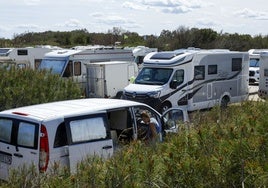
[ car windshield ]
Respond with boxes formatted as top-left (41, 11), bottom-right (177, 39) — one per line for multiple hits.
top-left (135, 67), bottom-right (173, 85)
top-left (249, 58), bottom-right (259, 67)
top-left (38, 59), bottom-right (67, 75)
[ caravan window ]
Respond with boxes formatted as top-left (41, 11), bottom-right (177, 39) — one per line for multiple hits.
top-left (264, 69), bottom-right (268, 77)
top-left (232, 58), bottom-right (242, 71)
top-left (74, 61), bottom-right (81, 76)
top-left (17, 50), bottom-right (28, 56)
top-left (63, 61), bottom-right (73, 77)
top-left (194, 66), bottom-right (205, 80)
top-left (208, 65), bottom-right (217, 75)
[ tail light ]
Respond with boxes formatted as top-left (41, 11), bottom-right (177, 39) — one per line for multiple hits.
top-left (39, 124), bottom-right (49, 172)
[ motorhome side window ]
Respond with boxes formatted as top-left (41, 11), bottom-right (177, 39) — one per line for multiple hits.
top-left (63, 61), bottom-right (73, 77)
top-left (232, 58), bottom-right (242, 71)
top-left (67, 115), bottom-right (108, 144)
top-left (264, 69), bottom-right (268, 77)
top-left (208, 65), bottom-right (217, 75)
top-left (17, 50), bottom-right (28, 56)
top-left (74, 61), bottom-right (81, 76)
top-left (172, 70), bottom-right (184, 85)
top-left (194, 66), bottom-right (205, 80)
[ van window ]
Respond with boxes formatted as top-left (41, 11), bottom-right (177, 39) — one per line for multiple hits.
top-left (17, 122), bottom-right (36, 148)
top-left (194, 66), bottom-right (205, 80)
top-left (172, 69), bottom-right (184, 85)
top-left (208, 65), bottom-right (217, 75)
top-left (70, 117), bottom-right (107, 143)
top-left (54, 123), bottom-right (67, 148)
top-left (232, 58), bottom-right (242, 71)
top-left (74, 61), bottom-right (81, 76)
top-left (0, 119), bottom-right (13, 143)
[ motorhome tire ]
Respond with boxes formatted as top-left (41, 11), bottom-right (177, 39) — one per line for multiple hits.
top-left (220, 96), bottom-right (230, 109)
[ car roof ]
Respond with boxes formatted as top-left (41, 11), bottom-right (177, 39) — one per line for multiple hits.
top-left (0, 98), bottom-right (147, 121)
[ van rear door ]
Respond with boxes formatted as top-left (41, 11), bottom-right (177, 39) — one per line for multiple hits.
top-left (0, 117), bottom-right (39, 181)
top-left (65, 113), bottom-right (113, 173)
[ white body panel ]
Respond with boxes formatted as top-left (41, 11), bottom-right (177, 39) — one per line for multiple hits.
top-left (86, 61), bottom-right (138, 98)
top-left (258, 52), bottom-right (268, 98)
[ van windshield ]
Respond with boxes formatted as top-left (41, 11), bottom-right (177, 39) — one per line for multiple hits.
top-left (38, 59), bottom-right (67, 75)
top-left (135, 67), bottom-right (173, 85)
top-left (249, 58), bottom-right (259, 67)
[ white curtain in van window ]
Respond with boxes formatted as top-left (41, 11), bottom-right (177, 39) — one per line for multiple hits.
top-left (70, 117), bottom-right (106, 143)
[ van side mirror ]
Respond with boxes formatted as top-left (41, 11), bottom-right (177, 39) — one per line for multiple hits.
top-left (170, 80), bottom-right (178, 89)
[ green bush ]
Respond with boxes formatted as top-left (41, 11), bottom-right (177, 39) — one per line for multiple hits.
top-left (0, 67), bottom-right (82, 111)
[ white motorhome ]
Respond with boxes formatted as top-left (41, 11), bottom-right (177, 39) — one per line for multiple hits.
top-left (258, 52), bottom-right (268, 98)
top-left (132, 46), bottom-right (158, 67)
top-left (123, 48), bottom-right (249, 113)
top-left (8, 46), bottom-right (61, 69)
top-left (248, 49), bottom-right (268, 84)
top-left (38, 46), bottom-right (134, 90)
top-left (0, 98), bottom-right (188, 180)
top-left (86, 61), bottom-right (138, 98)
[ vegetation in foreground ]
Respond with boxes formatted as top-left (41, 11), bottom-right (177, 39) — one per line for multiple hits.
top-left (0, 67), bottom-right (82, 111)
top-left (1, 100), bottom-right (268, 188)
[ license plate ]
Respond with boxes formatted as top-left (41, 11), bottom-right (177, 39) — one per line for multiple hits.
top-left (0, 152), bottom-right (12, 165)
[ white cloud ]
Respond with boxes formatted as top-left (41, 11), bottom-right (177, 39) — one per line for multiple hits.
top-left (122, 2), bottom-right (147, 11)
top-left (16, 24), bottom-right (40, 29)
top-left (23, 0), bottom-right (40, 6)
top-left (64, 19), bottom-right (83, 28)
top-left (235, 8), bottom-right (268, 20)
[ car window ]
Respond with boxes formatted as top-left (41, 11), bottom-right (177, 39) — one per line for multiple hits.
top-left (17, 122), bottom-right (37, 148)
top-left (0, 118), bottom-right (13, 143)
top-left (70, 116), bottom-right (107, 143)
top-left (54, 122), bottom-right (68, 148)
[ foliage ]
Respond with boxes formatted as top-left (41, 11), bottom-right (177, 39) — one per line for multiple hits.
top-left (0, 67), bottom-right (82, 111)
top-left (1, 26), bottom-right (268, 51)
top-left (1, 100), bottom-right (268, 187)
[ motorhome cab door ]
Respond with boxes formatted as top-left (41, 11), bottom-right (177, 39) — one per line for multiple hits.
top-left (64, 113), bottom-right (113, 173)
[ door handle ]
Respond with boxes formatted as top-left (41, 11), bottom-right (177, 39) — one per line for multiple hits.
top-left (14, 153), bottom-right (23, 158)
top-left (102, 145), bottom-right (113, 150)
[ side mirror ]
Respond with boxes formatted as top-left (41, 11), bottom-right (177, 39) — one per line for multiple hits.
top-left (169, 80), bottom-right (178, 89)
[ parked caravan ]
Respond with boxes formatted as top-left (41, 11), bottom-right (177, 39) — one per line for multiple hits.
top-left (8, 46), bottom-right (61, 69)
top-left (86, 61), bottom-right (139, 98)
top-left (38, 46), bottom-right (134, 90)
top-left (248, 49), bottom-right (268, 84)
top-left (123, 48), bottom-right (249, 113)
top-left (0, 98), bottom-right (188, 181)
top-left (258, 52), bottom-right (268, 98)
top-left (132, 46), bottom-right (158, 67)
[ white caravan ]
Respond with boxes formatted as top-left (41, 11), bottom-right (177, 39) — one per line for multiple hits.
top-left (8, 46), bottom-right (61, 69)
top-left (123, 48), bottom-right (249, 113)
top-left (132, 46), bottom-right (157, 67)
top-left (258, 52), bottom-right (268, 98)
top-left (248, 49), bottom-right (268, 84)
top-left (39, 46), bottom-right (134, 90)
top-left (0, 98), bottom-right (188, 181)
top-left (86, 61), bottom-right (138, 98)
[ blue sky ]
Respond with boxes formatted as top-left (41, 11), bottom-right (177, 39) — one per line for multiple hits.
top-left (1, 0), bottom-right (268, 39)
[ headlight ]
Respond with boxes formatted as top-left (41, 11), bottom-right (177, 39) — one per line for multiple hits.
top-left (147, 91), bottom-right (161, 98)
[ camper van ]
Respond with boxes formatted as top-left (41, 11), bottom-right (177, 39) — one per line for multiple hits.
top-left (38, 46), bottom-right (134, 90)
top-left (8, 46), bottom-right (61, 69)
top-left (248, 49), bottom-right (268, 84)
top-left (0, 98), bottom-right (188, 181)
top-left (123, 48), bottom-right (249, 113)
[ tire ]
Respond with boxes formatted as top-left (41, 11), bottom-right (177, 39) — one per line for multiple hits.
top-left (220, 96), bottom-right (229, 109)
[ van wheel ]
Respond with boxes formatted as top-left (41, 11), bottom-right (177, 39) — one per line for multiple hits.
top-left (220, 96), bottom-right (230, 109)
top-left (161, 102), bottom-right (171, 113)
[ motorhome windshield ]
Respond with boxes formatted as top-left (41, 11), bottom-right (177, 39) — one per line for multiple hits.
top-left (39, 59), bottom-right (67, 75)
top-left (135, 67), bottom-right (173, 85)
top-left (249, 58), bottom-right (259, 67)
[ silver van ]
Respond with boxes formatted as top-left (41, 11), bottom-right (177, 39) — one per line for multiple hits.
top-left (0, 98), bottom-right (188, 180)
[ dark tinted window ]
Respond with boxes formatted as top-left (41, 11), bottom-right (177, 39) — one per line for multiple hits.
top-left (232, 58), bottom-right (242, 71)
top-left (54, 123), bottom-right (67, 148)
top-left (17, 50), bottom-right (28, 55)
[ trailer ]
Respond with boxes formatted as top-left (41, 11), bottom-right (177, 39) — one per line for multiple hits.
top-left (8, 46), bottom-right (61, 69)
top-left (38, 45), bottom-right (134, 91)
top-left (86, 61), bottom-right (138, 98)
top-left (123, 48), bottom-right (249, 113)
